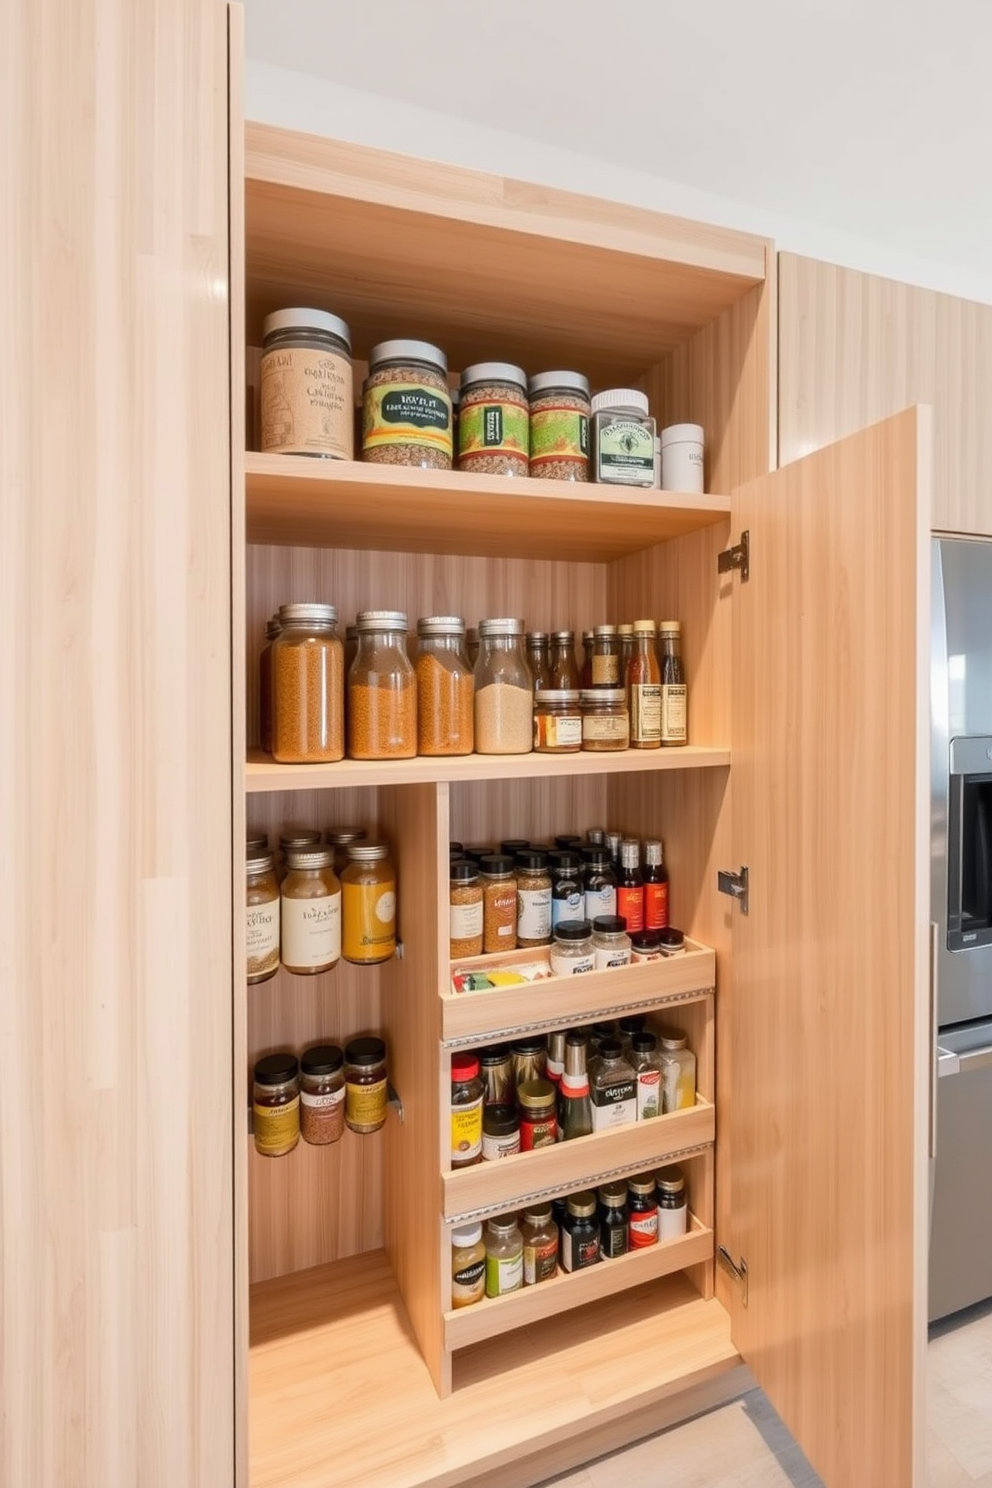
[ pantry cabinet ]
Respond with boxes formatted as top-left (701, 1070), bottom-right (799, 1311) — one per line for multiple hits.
top-left (235, 115), bottom-right (930, 1488)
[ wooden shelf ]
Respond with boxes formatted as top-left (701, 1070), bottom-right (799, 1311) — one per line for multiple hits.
top-left (245, 744), bottom-right (731, 794)
top-left (244, 452), bottom-right (732, 560)
top-left (443, 1215), bottom-right (713, 1351)
top-left (443, 946), bottom-right (715, 1044)
top-left (442, 1099), bottom-right (715, 1220)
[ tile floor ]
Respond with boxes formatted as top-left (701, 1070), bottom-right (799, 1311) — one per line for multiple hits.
top-left (539, 1300), bottom-right (992, 1487)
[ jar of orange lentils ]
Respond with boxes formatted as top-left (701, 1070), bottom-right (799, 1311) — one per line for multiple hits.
top-left (415, 616), bottom-right (474, 755)
top-left (347, 610), bottom-right (417, 759)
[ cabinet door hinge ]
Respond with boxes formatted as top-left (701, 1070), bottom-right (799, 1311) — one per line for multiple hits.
top-left (717, 1246), bottom-right (749, 1306)
top-left (718, 529), bottom-right (749, 582)
top-left (717, 865), bottom-right (749, 915)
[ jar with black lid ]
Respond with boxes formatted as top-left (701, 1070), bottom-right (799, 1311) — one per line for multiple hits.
top-left (550, 919), bottom-right (595, 976)
top-left (656, 1164), bottom-right (689, 1239)
top-left (516, 851), bottom-right (552, 947)
top-left (482, 1103), bottom-right (520, 1160)
top-left (598, 1182), bottom-right (629, 1259)
top-left (260, 308), bottom-right (354, 460)
top-left (362, 339), bottom-right (452, 469)
top-left (344, 1037), bottom-right (388, 1134)
top-left (299, 1044), bottom-right (345, 1145)
top-left (591, 914), bottom-right (632, 970)
top-left (550, 851), bottom-right (585, 929)
top-left (560, 1191), bottom-right (600, 1272)
top-left (479, 1045), bottom-right (514, 1106)
top-left (449, 860), bottom-right (484, 958)
top-left (627, 1172), bottom-right (659, 1249)
top-left (480, 854), bottom-right (518, 953)
top-left (583, 849), bottom-right (617, 920)
top-left (252, 1053), bottom-right (300, 1158)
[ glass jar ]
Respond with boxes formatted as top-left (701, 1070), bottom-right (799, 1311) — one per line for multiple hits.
top-left (482, 1102), bottom-right (520, 1160)
top-left (658, 1031), bottom-right (696, 1112)
top-left (480, 1046), bottom-right (514, 1106)
top-left (451, 1222), bottom-right (486, 1308)
top-left (479, 854), bottom-right (518, 953)
top-left (528, 370), bottom-right (590, 481)
top-left (252, 1053), bottom-right (300, 1158)
top-left (550, 919), bottom-right (595, 976)
top-left (591, 624), bottom-right (622, 687)
top-left (299, 1044), bottom-right (346, 1145)
top-left (457, 362), bottom-right (529, 476)
top-left (618, 624), bottom-right (634, 682)
top-left (630, 1031), bottom-right (662, 1121)
top-left (246, 852), bottom-right (280, 985)
top-left (656, 1165), bottom-right (689, 1239)
top-left (627, 1173), bottom-right (659, 1248)
top-left (584, 849), bottom-right (618, 920)
top-left (449, 861), bottom-right (484, 958)
top-left (659, 620), bottom-right (688, 746)
top-left (515, 851), bottom-right (552, 947)
top-left (525, 631), bottom-right (552, 692)
top-left (326, 826), bottom-right (367, 879)
top-left (281, 847), bottom-right (341, 975)
top-left (643, 838), bottom-right (669, 930)
top-left (598, 1182), bottom-right (629, 1259)
top-left (271, 602), bottom-right (344, 764)
top-left (501, 838), bottom-right (529, 857)
top-left (260, 308), bottom-right (354, 459)
top-left (450, 1052), bottom-right (485, 1169)
top-left (485, 1215), bottom-right (523, 1297)
top-left (415, 616), bottom-right (474, 756)
top-left (629, 620), bottom-right (662, 748)
top-left (362, 339), bottom-right (452, 469)
top-left (341, 842), bottom-right (396, 965)
top-left (580, 688), bottom-right (629, 751)
top-left (533, 689), bottom-right (582, 753)
top-left (561, 1191), bottom-right (600, 1272)
top-left (630, 930), bottom-right (663, 962)
top-left (511, 1035), bottom-right (547, 1091)
top-left (550, 851), bottom-right (585, 929)
top-left (247, 831), bottom-right (269, 854)
top-left (344, 1036), bottom-right (388, 1133)
top-left (258, 613), bottom-right (281, 754)
top-left (517, 1079), bottom-right (558, 1149)
top-left (591, 914), bottom-right (631, 970)
top-left (590, 388), bottom-right (656, 486)
top-left (521, 1204), bottom-right (559, 1285)
top-left (658, 927), bottom-right (686, 956)
top-left (548, 631), bottom-right (580, 690)
top-left (589, 1038), bottom-right (637, 1131)
top-left (348, 610), bottom-right (416, 760)
top-left (474, 618), bottom-right (533, 754)
top-left (278, 829), bottom-right (321, 882)
top-left (616, 840), bottom-right (645, 935)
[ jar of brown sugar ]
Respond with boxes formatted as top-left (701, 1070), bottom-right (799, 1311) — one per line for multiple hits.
top-left (299, 1044), bottom-right (345, 1145)
top-left (450, 860), bottom-right (484, 958)
top-left (457, 363), bottom-right (529, 477)
top-left (348, 610), bottom-right (417, 759)
top-left (271, 603), bottom-right (344, 764)
top-left (415, 616), bottom-right (474, 756)
top-left (362, 340), bottom-right (452, 469)
top-left (479, 854), bottom-right (518, 954)
top-left (260, 309), bottom-right (354, 460)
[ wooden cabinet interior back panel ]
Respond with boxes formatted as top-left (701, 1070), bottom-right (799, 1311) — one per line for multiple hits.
top-left (778, 251), bottom-right (992, 535)
top-left (449, 777), bottom-right (609, 853)
top-left (1, 2), bottom-right (234, 1486)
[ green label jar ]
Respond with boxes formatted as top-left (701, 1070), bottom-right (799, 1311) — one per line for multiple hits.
top-left (590, 388), bottom-right (656, 486)
top-left (528, 371), bottom-right (590, 481)
top-left (458, 363), bottom-right (529, 477)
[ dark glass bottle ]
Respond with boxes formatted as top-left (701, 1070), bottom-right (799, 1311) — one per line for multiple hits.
top-left (616, 839), bottom-right (645, 934)
top-left (658, 620), bottom-right (687, 746)
top-left (550, 851), bottom-right (585, 928)
top-left (525, 631), bottom-right (552, 692)
top-left (549, 630), bottom-right (580, 690)
top-left (579, 629), bottom-right (594, 688)
top-left (643, 838), bottom-right (670, 929)
top-left (598, 1182), bottom-right (629, 1259)
top-left (558, 1030), bottom-right (593, 1141)
top-left (583, 847), bottom-right (617, 920)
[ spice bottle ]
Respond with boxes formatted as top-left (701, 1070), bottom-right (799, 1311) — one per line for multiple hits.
top-left (521, 1205), bottom-right (559, 1285)
top-left (281, 847), bottom-right (341, 975)
top-left (348, 610), bottom-right (417, 760)
top-left (458, 363), bottom-right (529, 477)
top-left (627, 1173), bottom-right (659, 1249)
top-left (512, 1035), bottom-right (547, 1091)
top-left (630, 1031), bottom-right (662, 1120)
top-left (591, 624), bottom-right (622, 687)
top-left (260, 308), bottom-right (354, 459)
top-left (558, 1031), bottom-right (593, 1142)
top-left (517, 1079), bottom-right (558, 1149)
top-left (525, 631), bottom-right (552, 692)
top-left (658, 927), bottom-right (686, 956)
top-left (482, 1103), bottom-right (520, 1160)
top-left (485, 1215), bottom-right (524, 1297)
top-left (548, 631), bottom-right (580, 690)
top-left (580, 629), bottom-right (595, 686)
top-left (344, 1036), bottom-right (388, 1134)
top-left (474, 618), bottom-right (533, 754)
top-left (639, 840), bottom-right (669, 931)
top-left (528, 371), bottom-right (590, 481)
top-left (629, 620), bottom-right (661, 748)
top-left (479, 1045), bottom-right (514, 1106)
top-left (550, 919), bottom-right (595, 976)
top-left (630, 930), bottom-right (663, 962)
top-left (658, 1031), bottom-right (697, 1112)
top-left (515, 851), bottom-right (553, 948)
top-left (560, 1192), bottom-right (600, 1272)
top-left (658, 621), bottom-right (688, 746)
top-left (479, 854), bottom-right (518, 953)
top-left (450, 1053), bottom-right (485, 1168)
top-left (546, 1030), bottom-right (567, 1087)
top-left (583, 850), bottom-right (617, 921)
top-left (252, 1053), bottom-right (300, 1158)
top-left (591, 914), bottom-right (631, 970)
top-left (589, 1038), bottom-right (637, 1131)
top-left (533, 690), bottom-right (582, 753)
top-left (363, 339), bottom-right (452, 469)
top-left (258, 613), bottom-right (281, 754)
top-left (246, 853), bottom-right (280, 985)
top-left (271, 603), bottom-right (344, 764)
top-left (415, 616), bottom-right (474, 756)
top-left (617, 1013), bottom-right (648, 1059)
top-left (616, 840), bottom-right (645, 935)
top-left (449, 861), bottom-right (484, 958)
top-left (590, 389), bottom-right (656, 487)
top-left (656, 1165), bottom-right (689, 1239)
top-left (451, 1223), bottom-right (486, 1308)
top-left (341, 842), bottom-right (396, 965)
top-left (580, 688), bottom-right (629, 751)
top-left (598, 1182), bottom-right (629, 1259)
top-left (299, 1044), bottom-right (346, 1145)
top-left (550, 852), bottom-right (585, 929)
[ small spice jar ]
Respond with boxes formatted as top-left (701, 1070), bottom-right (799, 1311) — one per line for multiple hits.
top-left (580, 688), bottom-right (629, 751)
top-left (362, 340), bottom-right (452, 468)
top-left (449, 860), bottom-right (484, 959)
top-left (457, 363), bottom-right (529, 476)
top-left (299, 1044), bottom-right (346, 1146)
top-left (550, 851), bottom-right (585, 929)
top-left (485, 1215), bottom-right (524, 1297)
top-left (590, 389), bottom-right (656, 487)
top-left (278, 829), bottom-right (321, 882)
top-left (517, 1078), bottom-right (558, 1149)
top-left (591, 624), bottom-right (622, 687)
top-left (450, 1052), bottom-right (485, 1169)
top-left (482, 1102), bottom-right (520, 1160)
top-left (451, 1223), bottom-right (486, 1308)
top-left (247, 831), bottom-right (268, 854)
top-left (280, 847), bottom-right (341, 975)
top-left (627, 1172), bottom-right (660, 1249)
top-left (246, 852), bottom-right (280, 985)
top-left (511, 1035), bottom-right (547, 1091)
top-left (521, 1204), bottom-right (559, 1285)
top-left (656, 1165), bottom-right (689, 1239)
top-left (584, 849), bottom-right (618, 921)
top-left (560, 1191), bottom-right (600, 1272)
top-left (474, 619), bottom-right (533, 754)
top-left (591, 914), bottom-right (631, 970)
top-left (260, 308), bottom-right (354, 459)
top-left (549, 919), bottom-right (595, 976)
top-left (658, 927), bottom-right (686, 956)
top-left (598, 1182), bottom-right (629, 1259)
top-left (341, 842), bottom-right (396, 965)
top-left (344, 1036), bottom-right (388, 1134)
top-left (479, 1045), bottom-right (514, 1106)
top-left (533, 690), bottom-right (582, 753)
top-left (528, 371), bottom-right (590, 481)
top-left (252, 1053), bottom-right (300, 1158)
top-left (479, 854), bottom-right (518, 954)
top-left (660, 423), bottom-right (705, 494)
top-left (416, 616), bottom-right (474, 756)
top-left (515, 851), bottom-right (553, 948)
top-left (630, 930), bottom-right (664, 963)
top-left (271, 603), bottom-right (344, 764)
top-left (326, 826), bottom-right (367, 878)
top-left (348, 610), bottom-right (417, 760)
top-left (258, 613), bottom-right (281, 754)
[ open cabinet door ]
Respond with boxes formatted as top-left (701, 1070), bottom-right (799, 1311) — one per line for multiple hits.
top-left (727, 408), bottom-right (931, 1488)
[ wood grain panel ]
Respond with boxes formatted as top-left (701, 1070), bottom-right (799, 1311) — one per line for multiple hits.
top-left (0, 2), bottom-right (233, 1485)
top-left (730, 410), bottom-right (930, 1487)
top-left (779, 252), bottom-right (992, 536)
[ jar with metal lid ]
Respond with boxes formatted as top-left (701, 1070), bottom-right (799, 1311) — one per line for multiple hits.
top-left (521, 1204), bottom-right (559, 1284)
top-left (598, 1182), bottom-right (629, 1259)
top-left (511, 1035), bottom-right (547, 1091)
top-left (590, 388), bottom-right (656, 487)
top-left (277, 829), bottom-right (321, 882)
top-left (482, 1102), bottom-right (520, 1160)
top-left (479, 1045), bottom-right (514, 1106)
top-left (550, 851), bottom-right (585, 929)
top-left (271, 603), bottom-right (344, 763)
top-left (591, 914), bottom-right (631, 970)
top-left (247, 831), bottom-right (268, 855)
top-left (416, 616), bottom-right (474, 756)
top-left (449, 860), bottom-right (484, 958)
top-left (584, 849), bottom-right (618, 920)
top-left (348, 610), bottom-right (416, 760)
top-left (485, 1215), bottom-right (523, 1297)
top-left (344, 1036), bottom-right (388, 1133)
top-left (581, 688), bottom-right (629, 751)
top-left (258, 613), bottom-right (281, 754)
top-left (246, 852), bottom-right (280, 985)
top-left (362, 339), bottom-right (452, 468)
top-left (450, 1052), bottom-right (485, 1169)
top-left (616, 839), bottom-right (645, 935)
top-left (326, 826), bottom-right (367, 878)
top-left (281, 847), bottom-right (341, 975)
top-left (341, 842), bottom-right (396, 965)
top-left (260, 308), bottom-right (354, 459)
top-left (299, 1044), bottom-right (346, 1145)
top-left (630, 930), bottom-right (663, 962)
top-left (656, 1165), bottom-right (689, 1238)
top-left (591, 624), bottom-right (622, 687)
top-left (252, 1053), bottom-right (300, 1158)
top-left (528, 370), bottom-right (590, 481)
top-left (533, 689), bottom-right (582, 753)
top-left (479, 854), bottom-right (518, 953)
top-left (457, 363), bottom-right (529, 476)
top-left (561, 1191), bottom-right (600, 1272)
top-left (516, 851), bottom-right (552, 948)
top-left (549, 919), bottom-right (595, 976)
top-left (630, 1031), bottom-right (662, 1121)
top-left (589, 1038), bottom-right (637, 1131)
top-left (627, 1173), bottom-right (659, 1248)
top-left (548, 631), bottom-right (580, 690)
top-left (451, 1222), bottom-right (486, 1308)
top-left (525, 631), bottom-right (552, 692)
top-left (474, 618), bottom-right (533, 754)
top-left (517, 1079), bottom-right (558, 1149)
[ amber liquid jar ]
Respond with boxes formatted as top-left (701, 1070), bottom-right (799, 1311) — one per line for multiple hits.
top-left (344, 1037), bottom-right (388, 1134)
top-left (253, 1053), bottom-right (300, 1158)
top-left (341, 843), bottom-right (396, 965)
top-left (271, 603), bottom-right (344, 763)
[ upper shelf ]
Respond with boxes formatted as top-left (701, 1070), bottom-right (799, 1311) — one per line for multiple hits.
top-left (244, 453), bottom-right (731, 560)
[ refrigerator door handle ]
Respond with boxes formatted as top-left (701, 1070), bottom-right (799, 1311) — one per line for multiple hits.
top-left (944, 1043), bottom-right (992, 1076)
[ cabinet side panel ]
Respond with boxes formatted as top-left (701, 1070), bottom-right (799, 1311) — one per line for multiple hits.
top-left (0, 2), bottom-right (234, 1486)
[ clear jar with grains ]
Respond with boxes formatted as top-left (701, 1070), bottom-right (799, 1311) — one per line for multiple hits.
top-left (479, 854), bottom-right (518, 953)
top-left (474, 618), bottom-right (533, 754)
top-left (344, 1036), bottom-right (388, 1134)
top-left (591, 914), bottom-right (631, 970)
top-left (534, 689), bottom-right (582, 753)
top-left (580, 688), bottom-right (629, 751)
top-left (415, 616), bottom-right (474, 756)
top-left (550, 919), bottom-right (595, 975)
top-left (258, 613), bottom-right (281, 754)
top-left (253, 1054), bottom-right (300, 1158)
top-left (280, 847), bottom-right (341, 975)
top-left (348, 610), bottom-right (417, 760)
top-left (528, 370), bottom-right (590, 481)
top-left (515, 851), bottom-right (553, 948)
top-left (590, 388), bottom-right (656, 487)
top-left (550, 852), bottom-right (585, 929)
top-left (457, 363), bottom-right (529, 477)
top-left (260, 308), bottom-right (354, 460)
top-left (449, 861), bottom-right (484, 958)
top-left (246, 852), bottom-right (280, 985)
top-left (299, 1044), bottom-right (346, 1145)
top-left (271, 603), bottom-right (344, 764)
top-left (341, 842), bottom-right (396, 965)
top-left (362, 340), bottom-right (452, 469)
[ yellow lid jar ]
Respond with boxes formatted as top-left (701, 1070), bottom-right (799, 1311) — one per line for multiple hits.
top-left (341, 842), bottom-right (397, 965)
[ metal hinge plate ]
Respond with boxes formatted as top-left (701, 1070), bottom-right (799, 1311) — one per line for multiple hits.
top-left (717, 1246), bottom-right (749, 1306)
top-left (717, 865), bottom-right (749, 915)
top-left (718, 529), bottom-right (749, 582)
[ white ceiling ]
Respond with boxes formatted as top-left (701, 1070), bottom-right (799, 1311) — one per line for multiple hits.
top-left (244, 0), bottom-right (992, 284)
